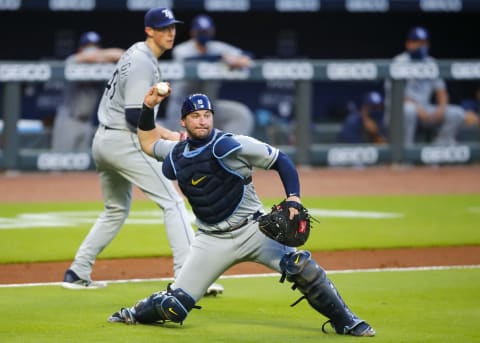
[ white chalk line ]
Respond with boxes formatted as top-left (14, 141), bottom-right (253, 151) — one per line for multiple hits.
top-left (0, 208), bottom-right (403, 229)
top-left (1, 264), bottom-right (478, 289)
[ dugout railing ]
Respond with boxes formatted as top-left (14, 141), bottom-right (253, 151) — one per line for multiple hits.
top-left (1, 59), bottom-right (480, 170)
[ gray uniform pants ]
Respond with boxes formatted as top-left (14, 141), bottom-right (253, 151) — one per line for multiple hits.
top-left (51, 114), bottom-right (94, 152)
top-left (69, 126), bottom-right (195, 281)
top-left (403, 102), bottom-right (465, 146)
top-left (172, 220), bottom-right (295, 301)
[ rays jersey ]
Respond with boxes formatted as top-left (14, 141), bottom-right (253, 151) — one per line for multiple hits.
top-left (393, 52), bottom-right (446, 107)
top-left (152, 130), bottom-right (279, 232)
top-left (97, 42), bottom-right (162, 130)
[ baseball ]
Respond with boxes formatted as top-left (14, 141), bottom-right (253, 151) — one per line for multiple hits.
top-left (156, 82), bottom-right (169, 96)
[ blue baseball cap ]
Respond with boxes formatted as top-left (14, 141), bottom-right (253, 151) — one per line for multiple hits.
top-left (191, 14), bottom-right (215, 31)
top-left (181, 93), bottom-right (214, 118)
top-left (78, 31), bottom-right (101, 47)
top-left (144, 8), bottom-right (183, 28)
top-left (362, 91), bottom-right (383, 106)
top-left (407, 26), bottom-right (429, 41)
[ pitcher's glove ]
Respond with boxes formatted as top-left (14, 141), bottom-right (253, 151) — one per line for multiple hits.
top-left (258, 200), bottom-right (312, 247)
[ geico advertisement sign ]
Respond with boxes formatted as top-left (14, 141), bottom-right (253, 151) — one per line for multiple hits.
top-left (198, 62), bottom-right (250, 79)
top-left (49, 0), bottom-right (95, 10)
top-left (0, 0), bottom-right (21, 10)
top-left (390, 62), bottom-right (439, 79)
top-left (420, 145), bottom-right (470, 164)
top-left (205, 0), bottom-right (250, 11)
top-left (0, 63), bottom-right (51, 81)
top-left (419, 0), bottom-right (462, 12)
top-left (65, 63), bottom-right (115, 80)
top-left (327, 147), bottom-right (379, 166)
top-left (126, 0), bottom-right (175, 10)
top-left (275, 0), bottom-right (320, 11)
top-left (451, 62), bottom-right (480, 79)
top-left (262, 62), bottom-right (314, 79)
top-left (346, 0), bottom-right (389, 12)
top-left (327, 63), bottom-right (377, 80)
top-left (37, 153), bottom-right (91, 171)
top-left (159, 62), bottom-right (185, 80)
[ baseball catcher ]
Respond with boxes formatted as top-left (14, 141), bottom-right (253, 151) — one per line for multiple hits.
top-left (258, 200), bottom-right (316, 247)
top-left (109, 88), bottom-right (376, 337)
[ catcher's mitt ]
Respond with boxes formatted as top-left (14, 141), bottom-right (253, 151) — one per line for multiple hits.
top-left (258, 200), bottom-right (315, 247)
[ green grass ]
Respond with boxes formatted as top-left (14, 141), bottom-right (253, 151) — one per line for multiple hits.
top-left (301, 194), bottom-right (480, 251)
top-left (0, 194), bottom-right (479, 263)
top-left (1, 193), bottom-right (479, 342)
top-left (0, 268), bottom-right (479, 342)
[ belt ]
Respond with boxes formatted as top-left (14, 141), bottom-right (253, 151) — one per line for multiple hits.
top-left (198, 211), bottom-right (262, 235)
top-left (102, 124), bottom-right (136, 133)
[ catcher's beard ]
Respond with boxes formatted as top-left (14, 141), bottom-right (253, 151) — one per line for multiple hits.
top-left (185, 125), bottom-right (214, 142)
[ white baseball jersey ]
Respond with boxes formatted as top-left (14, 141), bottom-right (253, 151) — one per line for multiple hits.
top-left (98, 42), bottom-right (162, 129)
top-left (393, 52), bottom-right (446, 107)
top-left (392, 52), bottom-right (466, 145)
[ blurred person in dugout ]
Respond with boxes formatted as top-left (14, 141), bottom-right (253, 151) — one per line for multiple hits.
top-left (338, 91), bottom-right (387, 144)
top-left (389, 26), bottom-right (479, 146)
top-left (461, 83), bottom-right (480, 114)
top-left (255, 30), bottom-right (300, 144)
top-left (51, 31), bottom-right (124, 152)
top-left (162, 14), bottom-right (255, 135)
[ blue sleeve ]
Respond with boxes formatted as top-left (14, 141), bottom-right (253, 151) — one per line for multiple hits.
top-left (125, 108), bottom-right (140, 128)
top-left (161, 153), bottom-right (176, 180)
top-left (270, 151), bottom-right (300, 197)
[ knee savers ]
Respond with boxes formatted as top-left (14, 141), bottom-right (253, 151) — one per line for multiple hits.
top-left (280, 250), bottom-right (358, 333)
top-left (133, 288), bottom-right (196, 324)
top-left (280, 250), bottom-right (327, 294)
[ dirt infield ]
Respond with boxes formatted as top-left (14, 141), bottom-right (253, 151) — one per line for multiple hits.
top-left (1, 165), bottom-right (479, 284)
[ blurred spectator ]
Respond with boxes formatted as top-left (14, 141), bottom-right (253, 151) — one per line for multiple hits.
top-left (461, 83), bottom-right (480, 116)
top-left (255, 30), bottom-right (301, 144)
top-left (338, 91), bottom-right (387, 144)
top-left (162, 14), bottom-right (255, 135)
top-left (389, 26), bottom-right (479, 146)
top-left (51, 31), bottom-right (124, 151)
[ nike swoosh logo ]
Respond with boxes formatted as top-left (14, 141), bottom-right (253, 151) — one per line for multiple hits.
top-left (294, 255), bottom-right (300, 264)
top-left (168, 307), bottom-right (178, 315)
top-left (191, 176), bottom-right (207, 186)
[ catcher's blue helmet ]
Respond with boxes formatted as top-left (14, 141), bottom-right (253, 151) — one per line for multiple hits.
top-left (181, 93), bottom-right (214, 118)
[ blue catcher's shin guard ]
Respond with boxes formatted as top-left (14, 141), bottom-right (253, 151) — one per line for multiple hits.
top-left (132, 287), bottom-right (198, 324)
top-left (280, 250), bottom-right (369, 335)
